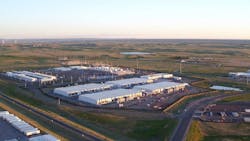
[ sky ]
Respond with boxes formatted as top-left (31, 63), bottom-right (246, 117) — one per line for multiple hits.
top-left (0, 0), bottom-right (250, 39)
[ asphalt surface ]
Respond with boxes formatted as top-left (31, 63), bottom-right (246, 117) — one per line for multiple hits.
top-left (0, 91), bottom-right (102, 141)
top-left (170, 94), bottom-right (234, 141)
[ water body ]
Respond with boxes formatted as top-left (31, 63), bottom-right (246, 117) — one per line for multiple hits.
top-left (120, 52), bottom-right (153, 55)
top-left (210, 85), bottom-right (242, 91)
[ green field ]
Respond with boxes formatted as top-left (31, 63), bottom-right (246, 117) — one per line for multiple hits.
top-left (128, 119), bottom-right (178, 141)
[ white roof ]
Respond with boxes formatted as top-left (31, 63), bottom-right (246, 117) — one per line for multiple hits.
top-left (141, 73), bottom-right (173, 79)
top-left (105, 78), bottom-right (148, 86)
top-left (69, 66), bottom-right (89, 70)
top-left (134, 81), bottom-right (188, 91)
top-left (53, 67), bottom-right (72, 71)
top-left (54, 83), bottom-right (113, 94)
top-left (79, 88), bottom-right (141, 101)
top-left (210, 85), bottom-right (242, 91)
top-left (29, 134), bottom-right (60, 141)
top-left (229, 72), bottom-right (250, 77)
top-left (0, 111), bottom-right (40, 136)
top-left (8, 71), bottom-right (56, 81)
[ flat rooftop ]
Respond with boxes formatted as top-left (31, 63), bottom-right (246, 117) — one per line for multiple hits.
top-left (79, 88), bottom-right (141, 101)
top-left (105, 78), bottom-right (148, 86)
top-left (134, 81), bottom-right (188, 91)
top-left (54, 83), bottom-right (113, 93)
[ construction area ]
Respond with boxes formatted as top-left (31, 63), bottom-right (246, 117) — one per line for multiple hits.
top-left (0, 111), bottom-right (59, 141)
top-left (193, 103), bottom-right (250, 123)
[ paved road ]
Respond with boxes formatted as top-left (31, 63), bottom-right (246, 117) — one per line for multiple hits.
top-left (0, 91), bottom-right (103, 141)
top-left (170, 94), bottom-right (234, 141)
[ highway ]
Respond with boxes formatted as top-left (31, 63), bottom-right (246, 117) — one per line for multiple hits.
top-left (170, 94), bottom-right (235, 141)
top-left (0, 91), bottom-right (103, 141)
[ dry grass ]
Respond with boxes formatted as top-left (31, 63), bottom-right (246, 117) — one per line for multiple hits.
top-left (186, 121), bottom-right (204, 141)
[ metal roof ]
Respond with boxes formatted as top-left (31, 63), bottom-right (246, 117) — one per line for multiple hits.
top-left (105, 78), bottom-right (148, 86)
top-left (79, 88), bottom-right (141, 101)
top-left (134, 81), bottom-right (188, 91)
top-left (54, 83), bottom-right (113, 94)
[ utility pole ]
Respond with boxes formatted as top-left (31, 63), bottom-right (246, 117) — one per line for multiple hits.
top-left (179, 61), bottom-right (182, 74)
top-left (136, 58), bottom-right (139, 70)
top-left (58, 98), bottom-right (61, 105)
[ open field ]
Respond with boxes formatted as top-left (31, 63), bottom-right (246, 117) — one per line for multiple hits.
top-left (186, 121), bottom-right (203, 141)
top-left (1, 40), bottom-right (250, 78)
top-left (220, 93), bottom-right (250, 103)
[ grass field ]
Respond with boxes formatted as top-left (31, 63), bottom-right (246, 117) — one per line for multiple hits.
top-left (1, 40), bottom-right (250, 78)
top-left (186, 121), bottom-right (250, 141)
top-left (128, 119), bottom-right (178, 141)
top-left (220, 93), bottom-right (250, 103)
top-left (186, 121), bottom-right (203, 141)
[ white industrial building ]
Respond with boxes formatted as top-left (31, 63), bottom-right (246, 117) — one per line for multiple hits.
top-left (29, 134), bottom-right (60, 141)
top-left (6, 72), bottom-right (37, 82)
top-left (0, 111), bottom-right (40, 136)
top-left (105, 78), bottom-right (149, 88)
top-left (6, 71), bottom-right (56, 83)
top-left (140, 73), bottom-right (173, 80)
top-left (53, 67), bottom-right (72, 72)
top-left (229, 72), bottom-right (250, 78)
top-left (134, 81), bottom-right (188, 94)
top-left (69, 66), bottom-right (89, 70)
top-left (78, 89), bottom-right (142, 105)
top-left (54, 83), bottom-right (114, 97)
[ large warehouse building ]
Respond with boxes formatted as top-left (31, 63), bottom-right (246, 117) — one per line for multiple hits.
top-left (229, 72), bottom-right (250, 78)
top-left (54, 83), bottom-right (114, 97)
top-left (78, 89), bottom-right (142, 105)
top-left (105, 78), bottom-right (149, 88)
top-left (6, 71), bottom-right (56, 83)
top-left (140, 73), bottom-right (173, 80)
top-left (134, 81), bottom-right (188, 94)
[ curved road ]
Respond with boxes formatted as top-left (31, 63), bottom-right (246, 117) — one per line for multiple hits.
top-left (170, 93), bottom-right (235, 141)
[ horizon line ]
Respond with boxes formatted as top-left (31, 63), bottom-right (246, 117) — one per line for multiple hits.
top-left (1, 37), bottom-right (250, 41)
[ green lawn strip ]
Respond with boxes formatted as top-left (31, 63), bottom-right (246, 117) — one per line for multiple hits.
top-left (127, 118), bottom-right (178, 141)
top-left (169, 94), bottom-right (208, 114)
